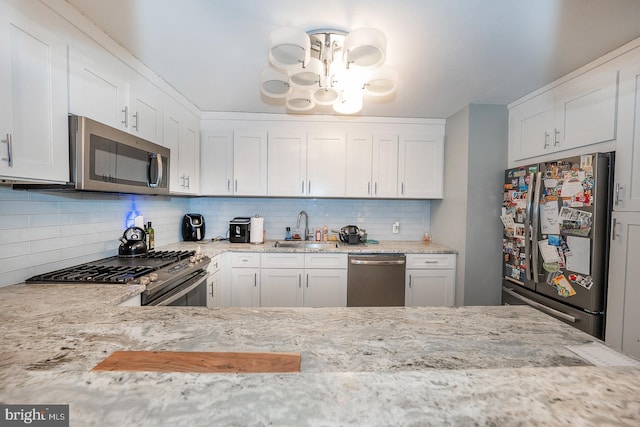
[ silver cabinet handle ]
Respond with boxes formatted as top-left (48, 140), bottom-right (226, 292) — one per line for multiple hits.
top-left (185, 175), bottom-right (190, 189)
top-left (375, 182), bottom-right (378, 195)
top-left (368, 182), bottom-right (371, 195)
top-left (308, 180), bottom-right (311, 194)
top-left (235, 179), bottom-right (238, 192)
top-left (2, 133), bottom-right (13, 167)
top-left (401, 182), bottom-right (405, 195)
top-left (254, 273), bottom-right (257, 287)
top-left (612, 218), bottom-right (621, 241)
top-left (298, 274), bottom-right (302, 288)
top-left (408, 274), bottom-right (412, 288)
top-left (554, 128), bottom-right (560, 147)
top-left (423, 260), bottom-right (439, 264)
top-left (227, 178), bottom-right (231, 192)
top-left (543, 131), bottom-right (550, 149)
top-left (301, 181), bottom-right (305, 194)
top-left (133, 111), bottom-right (139, 131)
top-left (503, 288), bottom-right (577, 323)
top-left (306, 274), bottom-right (309, 288)
top-left (615, 183), bottom-right (623, 205)
top-left (122, 106), bottom-right (129, 128)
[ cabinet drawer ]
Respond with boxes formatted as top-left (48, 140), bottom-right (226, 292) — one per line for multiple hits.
top-left (406, 254), bottom-right (456, 269)
top-left (209, 255), bottom-right (222, 273)
top-left (231, 252), bottom-right (260, 268)
top-left (261, 253), bottom-right (305, 269)
top-left (304, 253), bottom-right (348, 269)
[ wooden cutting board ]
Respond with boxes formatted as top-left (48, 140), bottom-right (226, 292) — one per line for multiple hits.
top-left (92, 351), bottom-right (301, 373)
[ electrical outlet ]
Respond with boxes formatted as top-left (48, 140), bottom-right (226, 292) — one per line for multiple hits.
top-left (392, 222), bottom-right (400, 234)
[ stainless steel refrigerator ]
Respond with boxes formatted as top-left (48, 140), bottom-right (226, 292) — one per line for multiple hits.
top-left (501, 152), bottom-right (613, 339)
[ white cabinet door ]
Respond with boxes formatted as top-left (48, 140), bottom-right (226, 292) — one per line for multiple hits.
top-left (261, 268), bottom-right (304, 307)
top-left (129, 77), bottom-right (163, 144)
top-left (605, 212), bottom-right (640, 359)
top-left (373, 134), bottom-right (399, 197)
top-left (234, 130), bottom-right (267, 196)
top-left (304, 269), bottom-right (347, 307)
top-left (206, 255), bottom-right (222, 308)
top-left (398, 135), bottom-right (444, 198)
top-left (346, 133), bottom-right (373, 197)
top-left (200, 130), bottom-right (234, 195)
top-left (554, 66), bottom-right (617, 152)
top-left (230, 268), bottom-right (260, 307)
top-left (164, 104), bottom-right (200, 194)
top-left (306, 133), bottom-right (346, 197)
top-left (614, 54), bottom-right (640, 212)
top-left (68, 46), bottom-right (129, 133)
top-left (0, 5), bottom-right (68, 182)
top-left (508, 92), bottom-right (555, 161)
top-left (405, 269), bottom-right (455, 306)
top-left (267, 132), bottom-right (307, 196)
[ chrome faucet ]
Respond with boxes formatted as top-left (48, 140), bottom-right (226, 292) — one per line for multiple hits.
top-left (296, 210), bottom-right (310, 241)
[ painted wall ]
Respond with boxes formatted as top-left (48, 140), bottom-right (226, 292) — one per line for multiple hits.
top-left (431, 104), bottom-right (508, 306)
top-left (0, 186), bottom-right (429, 287)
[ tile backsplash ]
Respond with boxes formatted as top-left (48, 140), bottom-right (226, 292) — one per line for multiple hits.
top-left (0, 186), bottom-right (429, 287)
top-left (189, 197), bottom-right (430, 242)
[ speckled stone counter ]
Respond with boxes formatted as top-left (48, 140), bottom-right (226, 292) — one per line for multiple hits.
top-left (163, 239), bottom-right (456, 257)
top-left (1, 283), bottom-right (639, 426)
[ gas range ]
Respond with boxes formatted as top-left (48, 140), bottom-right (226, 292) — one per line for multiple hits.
top-left (27, 250), bottom-right (211, 306)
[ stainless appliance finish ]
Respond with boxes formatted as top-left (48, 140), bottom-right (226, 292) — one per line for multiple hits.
top-left (26, 250), bottom-right (210, 306)
top-left (501, 152), bottom-right (613, 338)
top-left (347, 254), bottom-right (406, 306)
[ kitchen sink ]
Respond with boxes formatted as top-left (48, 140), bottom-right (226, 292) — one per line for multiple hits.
top-left (274, 240), bottom-right (339, 249)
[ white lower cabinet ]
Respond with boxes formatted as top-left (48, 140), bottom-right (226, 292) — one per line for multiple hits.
top-left (258, 253), bottom-right (347, 307)
top-left (206, 255), bottom-right (222, 308)
top-left (605, 212), bottom-right (640, 359)
top-left (405, 254), bottom-right (456, 306)
top-left (230, 253), bottom-right (260, 307)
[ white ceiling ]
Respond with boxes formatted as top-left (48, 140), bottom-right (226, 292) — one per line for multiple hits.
top-left (65, 0), bottom-right (640, 119)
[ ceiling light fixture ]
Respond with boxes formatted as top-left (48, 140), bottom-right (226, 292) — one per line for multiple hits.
top-left (260, 26), bottom-right (397, 114)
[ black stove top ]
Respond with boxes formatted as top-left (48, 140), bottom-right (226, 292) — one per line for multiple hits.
top-left (26, 250), bottom-right (195, 284)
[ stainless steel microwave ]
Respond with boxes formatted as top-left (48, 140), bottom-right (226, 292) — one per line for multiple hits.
top-left (70, 115), bottom-right (170, 195)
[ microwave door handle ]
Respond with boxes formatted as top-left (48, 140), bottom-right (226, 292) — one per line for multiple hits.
top-left (149, 153), bottom-right (163, 188)
top-left (523, 172), bottom-right (535, 281)
top-left (530, 171), bottom-right (542, 284)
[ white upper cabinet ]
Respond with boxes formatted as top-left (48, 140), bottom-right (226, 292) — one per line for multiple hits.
top-left (233, 130), bottom-right (268, 196)
top-left (68, 46), bottom-right (130, 132)
top-left (200, 129), bottom-right (234, 195)
top-left (129, 77), bottom-right (163, 144)
top-left (509, 63), bottom-right (618, 162)
top-left (0, 4), bottom-right (68, 183)
top-left (267, 132), bottom-right (307, 197)
top-left (306, 132), bottom-right (347, 197)
top-left (614, 50), bottom-right (640, 212)
top-left (70, 48), bottom-right (164, 145)
top-left (346, 133), bottom-right (399, 198)
top-left (398, 134), bottom-right (444, 198)
top-left (164, 103), bottom-right (200, 194)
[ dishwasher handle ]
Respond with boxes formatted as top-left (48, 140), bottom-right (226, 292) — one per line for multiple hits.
top-left (350, 259), bottom-right (406, 266)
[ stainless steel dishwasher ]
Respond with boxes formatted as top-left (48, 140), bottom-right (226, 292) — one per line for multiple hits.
top-left (347, 254), bottom-right (406, 306)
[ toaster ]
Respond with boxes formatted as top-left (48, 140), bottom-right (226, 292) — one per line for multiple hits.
top-left (229, 217), bottom-right (251, 243)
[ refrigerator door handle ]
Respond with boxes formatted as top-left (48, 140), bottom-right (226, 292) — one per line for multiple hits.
top-left (530, 171), bottom-right (543, 284)
top-left (524, 172), bottom-right (535, 281)
top-left (503, 288), bottom-right (577, 323)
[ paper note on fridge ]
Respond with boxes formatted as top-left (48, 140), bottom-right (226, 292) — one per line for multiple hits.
top-left (540, 202), bottom-right (560, 234)
top-left (561, 180), bottom-right (584, 197)
top-left (565, 236), bottom-right (591, 275)
top-left (538, 240), bottom-right (561, 263)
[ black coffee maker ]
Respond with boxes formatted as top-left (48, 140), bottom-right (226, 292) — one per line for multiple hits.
top-left (182, 214), bottom-right (205, 241)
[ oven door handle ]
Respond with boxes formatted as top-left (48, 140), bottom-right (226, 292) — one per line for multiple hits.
top-left (152, 272), bottom-right (209, 306)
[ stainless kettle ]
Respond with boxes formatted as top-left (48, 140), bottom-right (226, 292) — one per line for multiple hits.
top-left (118, 226), bottom-right (148, 257)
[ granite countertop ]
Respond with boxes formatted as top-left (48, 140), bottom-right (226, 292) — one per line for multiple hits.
top-left (1, 282), bottom-right (639, 426)
top-left (164, 239), bottom-right (457, 257)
